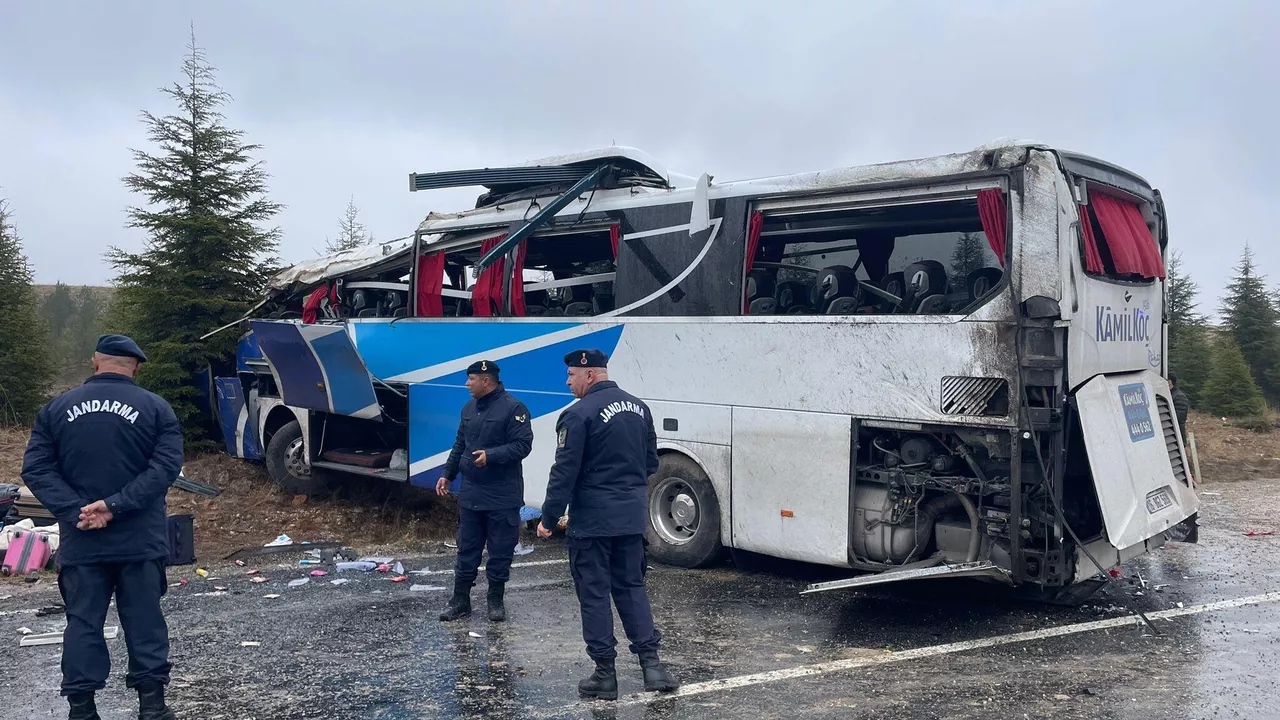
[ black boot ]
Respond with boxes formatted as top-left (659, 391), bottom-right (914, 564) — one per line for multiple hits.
top-left (66, 693), bottom-right (101, 720)
top-left (578, 658), bottom-right (618, 701)
top-left (639, 652), bottom-right (679, 692)
top-left (487, 582), bottom-right (506, 622)
top-left (438, 582), bottom-right (472, 621)
top-left (137, 682), bottom-right (177, 720)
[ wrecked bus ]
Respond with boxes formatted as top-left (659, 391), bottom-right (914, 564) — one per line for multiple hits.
top-left (207, 141), bottom-right (1198, 599)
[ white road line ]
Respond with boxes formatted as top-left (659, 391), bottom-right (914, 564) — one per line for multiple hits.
top-left (586, 590), bottom-right (1280, 709)
top-left (412, 558), bottom-right (568, 576)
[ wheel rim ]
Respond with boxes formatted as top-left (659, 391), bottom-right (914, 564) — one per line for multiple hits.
top-left (650, 476), bottom-right (700, 545)
top-left (284, 437), bottom-right (311, 479)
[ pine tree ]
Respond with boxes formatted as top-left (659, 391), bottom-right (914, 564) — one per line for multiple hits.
top-left (1165, 252), bottom-right (1211, 403)
top-left (326, 196), bottom-right (371, 253)
top-left (40, 282), bottom-right (76, 338)
top-left (0, 199), bottom-right (54, 425)
top-left (108, 32), bottom-right (281, 447)
top-left (1220, 244), bottom-right (1280, 402)
top-left (949, 232), bottom-right (987, 288)
top-left (1199, 335), bottom-right (1266, 418)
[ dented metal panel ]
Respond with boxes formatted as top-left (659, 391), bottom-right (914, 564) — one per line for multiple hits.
top-left (266, 239), bottom-right (415, 292)
top-left (1074, 370), bottom-right (1198, 549)
top-left (801, 561), bottom-right (1013, 594)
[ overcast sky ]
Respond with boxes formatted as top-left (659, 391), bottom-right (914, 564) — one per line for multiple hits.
top-left (2, 1), bottom-right (1277, 316)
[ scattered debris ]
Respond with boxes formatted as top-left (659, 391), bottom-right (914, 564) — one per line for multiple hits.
top-left (196, 569), bottom-right (209, 578)
top-left (263, 594), bottom-right (281, 599)
top-left (246, 569), bottom-right (261, 575)
top-left (241, 641), bottom-right (261, 647)
top-left (1053, 694), bottom-right (1071, 701)
top-left (299, 559), bottom-right (321, 566)
top-left (444, 542), bottom-right (458, 549)
top-left (309, 570), bottom-right (329, 577)
top-left (223, 540), bottom-right (340, 561)
top-left (796, 646), bottom-right (816, 654)
top-left (410, 584), bottom-right (445, 592)
top-left (362, 557), bottom-right (394, 564)
top-left (330, 579), bottom-right (351, 586)
top-left (513, 542), bottom-right (535, 557)
top-left (17, 627), bottom-right (32, 635)
top-left (393, 561), bottom-right (404, 575)
top-left (234, 560), bottom-right (246, 567)
top-left (336, 561), bottom-right (377, 573)
top-left (214, 586), bottom-right (228, 592)
top-left (250, 577), bottom-right (268, 584)
top-left (265, 535), bottom-right (293, 547)
top-left (390, 575), bottom-right (408, 583)
top-left (35, 604), bottom-right (65, 617)
top-left (376, 564), bottom-right (393, 573)
top-left (287, 578), bottom-right (309, 588)
top-left (1244, 530), bottom-right (1274, 537)
top-left (1154, 584), bottom-right (1170, 591)
top-left (468, 631), bottom-right (481, 638)
top-left (21, 626), bottom-right (118, 647)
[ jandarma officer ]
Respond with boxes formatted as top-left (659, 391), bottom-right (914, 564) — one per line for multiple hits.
top-left (538, 349), bottom-right (678, 700)
top-left (21, 334), bottom-right (184, 720)
top-left (436, 359), bottom-right (534, 623)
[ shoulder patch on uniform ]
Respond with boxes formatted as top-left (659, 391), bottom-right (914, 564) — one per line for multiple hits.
top-left (514, 412), bottom-right (527, 423)
top-left (557, 426), bottom-right (567, 449)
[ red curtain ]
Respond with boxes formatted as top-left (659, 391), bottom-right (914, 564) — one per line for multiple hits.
top-left (1078, 204), bottom-right (1105, 274)
top-left (302, 283), bottom-right (329, 324)
top-left (471, 236), bottom-right (504, 317)
top-left (510, 239), bottom-right (529, 317)
top-left (1089, 193), bottom-right (1165, 279)
top-left (977, 189), bottom-right (1008, 267)
top-left (609, 224), bottom-right (621, 260)
top-left (742, 211), bottom-right (765, 313)
top-left (415, 252), bottom-right (446, 317)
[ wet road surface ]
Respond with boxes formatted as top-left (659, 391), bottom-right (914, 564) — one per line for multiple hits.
top-left (3, 478), bottom-right (1278, 719)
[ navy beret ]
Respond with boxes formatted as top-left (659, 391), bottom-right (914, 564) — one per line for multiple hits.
top-left (466, 359), bottom-right (499, 376)
top-left (95, 334), bottom-right (147, 363)
top-left (564, 349), bottom-right (608, 368)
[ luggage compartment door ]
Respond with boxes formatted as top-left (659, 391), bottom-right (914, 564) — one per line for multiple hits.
top-left (1075, 369), bottom-right (1198, 549)
top-left (249, 320), bottom-right (380, 420)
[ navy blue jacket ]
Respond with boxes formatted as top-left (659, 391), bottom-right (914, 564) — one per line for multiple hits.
top-left (442, 386), bottom-right (534, 511)
top-left (540, 381), bottom-right (659, 538)
top-left (20, 374), bottom-right (184, 566)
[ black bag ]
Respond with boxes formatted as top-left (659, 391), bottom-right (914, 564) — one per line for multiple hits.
top-left (166, 514), bottom-right (196, 567)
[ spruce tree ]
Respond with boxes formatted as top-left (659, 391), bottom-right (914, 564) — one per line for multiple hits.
top-left (108, 33), bottom-right (280, 447)
top-left (1165, 252), bottom-right (1211, 403)
top-left (1220, 244), bottom-right (1280, 402)
top-left (0, 199), bottom-right (54, 424)
top-left (1199, 335), bottom-right (1266, 418)
top-left (326, 196), bottom-right (371, 253)
top-left (949, 231), bottom-right (987, 288)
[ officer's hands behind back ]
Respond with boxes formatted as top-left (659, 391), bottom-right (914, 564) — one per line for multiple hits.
top-left (77, 500), bottom-right (113, 530)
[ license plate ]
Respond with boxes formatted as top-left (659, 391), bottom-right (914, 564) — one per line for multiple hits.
top-left (1145, 487), bottom-right (1174, 514)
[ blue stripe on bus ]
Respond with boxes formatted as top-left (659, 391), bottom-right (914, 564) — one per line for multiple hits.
top-left (405, 324), bottom-right (625, 489)
top-left (352, 321), bottom-right (580, 381)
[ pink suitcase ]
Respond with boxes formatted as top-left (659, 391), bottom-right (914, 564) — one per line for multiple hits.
top-left (2, 529), bottom-right (52, 577)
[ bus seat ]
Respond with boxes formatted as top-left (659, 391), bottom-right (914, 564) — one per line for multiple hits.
top-left (357, 308), bottom-right (379, 318)
top-left (392, 307), bottom-right (407, 318)
top-left (564, 302), bottom-right (594, 316)
top-left (748, 297), bottom-right (777, 315)
top-left (526, 305), bottom-right (548, 316)
top-left (915, 295), bottom-right (948, 314)
top-left (878, 272), bottom-right (906, 313)
top-left (775, 281), bottom-right (812, 314)
top-left (349, 290), bottom-right (371, 316)
top-left (826, 296), bottom-right (861, 314)
top-left (967, 267), bottom-right (1003, 303)
top-left (815, 265), bottom-right (861, 314)
top-left (746, 269), bottom-right (777, 304)
top-left (901, 261), bottom-right (947, 312)
top-left (592, 294), bottom-right (615, 314)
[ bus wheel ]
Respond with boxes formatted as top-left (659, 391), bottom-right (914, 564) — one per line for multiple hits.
top-left (646, 454), bottom-right (722, 568)
top-left (265, 420), bottom-right (329, 496)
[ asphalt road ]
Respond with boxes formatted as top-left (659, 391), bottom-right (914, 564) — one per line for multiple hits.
top-left (3, 478), bottom-right (1278, 720)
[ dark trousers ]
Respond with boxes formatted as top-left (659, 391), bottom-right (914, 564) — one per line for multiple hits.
top-left (567, 534), bottom-right (661, 662)
top-left (454, 507), bottom-right (520, 587)
top-left (57, 559), bottom-right (171, 696)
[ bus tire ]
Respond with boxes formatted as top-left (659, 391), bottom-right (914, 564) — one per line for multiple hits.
top-left (265, 420), bottom-right (328, 496)
top-left (646, 453), bottom-right (722, 568)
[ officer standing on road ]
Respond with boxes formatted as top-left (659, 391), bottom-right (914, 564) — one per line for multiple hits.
top-left (436, 360), bottom-right (534, 623)
top-left (21, 335), bottom-right (184, 720)
top-left (537, 349), bottom-right (678, 700)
